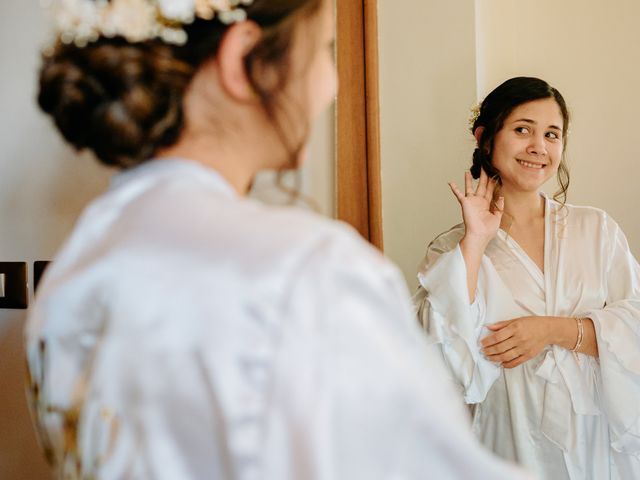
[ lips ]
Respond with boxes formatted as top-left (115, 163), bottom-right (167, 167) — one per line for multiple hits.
top-left (517, 159), bottom-right (546, 169)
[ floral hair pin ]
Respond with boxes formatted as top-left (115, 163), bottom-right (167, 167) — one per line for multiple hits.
top-left (41, 0), bottom-right (255, 47)
top-left (468, 101), bottom-right (482, 130)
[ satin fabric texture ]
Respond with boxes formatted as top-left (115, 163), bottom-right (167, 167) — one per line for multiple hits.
top-left (26, 158), bottom-right (527, 479)
top-left (415, 194), bottom-right (640, 479)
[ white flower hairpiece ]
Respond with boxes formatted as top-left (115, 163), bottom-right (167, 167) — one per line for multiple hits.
top-left (468, 101), bottom-right (481, 130)
top-left (41, 0), bottom-right (255, 47)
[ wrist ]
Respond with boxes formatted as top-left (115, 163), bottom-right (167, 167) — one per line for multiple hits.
top-left (460, 233), bottom-right (491, 252)
top-left (549, 316), bottom-right (578, 349)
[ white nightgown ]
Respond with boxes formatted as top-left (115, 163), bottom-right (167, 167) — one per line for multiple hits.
top-left (25, 158), bottom-right (527, 480)
top-left (414, 194), bottom-right (640, 479)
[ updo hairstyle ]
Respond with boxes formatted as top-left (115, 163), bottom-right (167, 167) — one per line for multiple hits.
top-left (38, 0), bottom-right (322, 168)
top-left (470, 76), bottom-right (571, 203)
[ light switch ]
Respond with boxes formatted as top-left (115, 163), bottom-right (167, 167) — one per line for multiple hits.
top-left (34, 261), bottom-right (51, 293)
top-left (0, 262), bottom-right (28, 309)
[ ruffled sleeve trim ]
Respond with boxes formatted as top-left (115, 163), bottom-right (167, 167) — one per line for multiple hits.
top-left (588, 308), bottom-right (640, 453)
top-left (416, 245), bottom-right (503, 404)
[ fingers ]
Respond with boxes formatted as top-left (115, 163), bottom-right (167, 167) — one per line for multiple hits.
top-left (464, 171), bottom-right (474, 196)
top-left (485, 175), bottom-right (496, 200)
top-left (476, 168), bottom-right (487, 197)
top-left (453, 171), bottom-right (500, 205)
top-left (492, 196), bottom-right (505, 215)
top-left (448, 182), bottom-right (465, 203)
top-left (502, 355), bottom-right (528, 369)
top-left (482, 337), bottom-right (518, 356)
top-left (480, 324), bottom-right (514, 348)
top-left (486, 319), bottom-right (512, 331)
top-left (487, 346), bottom-right (522, 364)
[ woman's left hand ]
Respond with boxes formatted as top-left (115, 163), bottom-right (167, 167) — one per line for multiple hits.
top-left (480, 316), bottom-right (553, 369)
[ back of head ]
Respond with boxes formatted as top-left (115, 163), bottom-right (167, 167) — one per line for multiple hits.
top-left (38, 0), bottom-right (323, 169)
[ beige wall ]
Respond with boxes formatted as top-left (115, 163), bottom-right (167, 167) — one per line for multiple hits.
top-left (380, 0), bottom-right (640, 287)
top-left (1, 2), bottom-right (111, 477)
top-left (251, 108), bottom-right (335, 215)
top-left (475, 0), bottom-right (640, 249)
top-left (0, 2), bottom-right (333, 477)
top-left (378, 0), bottom-right (477, 288)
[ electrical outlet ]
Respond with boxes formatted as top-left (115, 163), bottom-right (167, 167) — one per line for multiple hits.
top-left (0, 262), bottom-right (28, 309)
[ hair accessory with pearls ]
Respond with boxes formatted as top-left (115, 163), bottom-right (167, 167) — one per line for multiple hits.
top-left (42, 0), bottom-right (255, 47)
top-left (468, 101), bottom-right (482, 130)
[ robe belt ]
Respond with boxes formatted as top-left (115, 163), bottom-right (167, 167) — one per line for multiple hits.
top-left (535, 346), bottom-right (600, 451)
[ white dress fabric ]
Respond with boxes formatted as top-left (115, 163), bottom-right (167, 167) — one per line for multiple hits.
top-left (414, 194), bottom-right (640, 480)
top-left (25, 158), bottom-right (527, 480)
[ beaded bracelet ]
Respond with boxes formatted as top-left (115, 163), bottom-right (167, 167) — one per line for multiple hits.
top-left (571, 317), bottom-right (584, 355)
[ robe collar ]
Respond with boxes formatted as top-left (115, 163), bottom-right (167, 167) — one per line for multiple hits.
top-left (110, 157), bottom-right (238, 199)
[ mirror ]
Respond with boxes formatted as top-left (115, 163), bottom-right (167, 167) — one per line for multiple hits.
top-left (377, 0), bottom-right (640, 288)
top-left (375, 1), bottom-right (640, 478)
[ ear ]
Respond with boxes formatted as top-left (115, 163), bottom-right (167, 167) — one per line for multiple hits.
top-left (215, 21), bottom-right (262, 102)
top-left (473, 126), bottom-right (484, 146)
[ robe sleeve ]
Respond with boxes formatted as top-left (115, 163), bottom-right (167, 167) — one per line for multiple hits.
top-left (413, 228), bottom-right (515, 404)
top-left (266, 232), bottom-right (529, 480)
top-left (584, 215), bottom-right (640, 454)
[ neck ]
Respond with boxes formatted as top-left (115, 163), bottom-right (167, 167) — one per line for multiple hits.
top-left (155, 64), bottom-right (280, 196)
top-left (156, 132), bottom-right (257, 196)
top-left (501, 188), bottom-right (545, 226)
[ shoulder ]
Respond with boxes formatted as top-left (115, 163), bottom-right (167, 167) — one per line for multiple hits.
top-left (194, 195), bottom-right (393, 283)
top-left (551, 199), bottom-right (619, 234)
top-left (431, 223), bottom-right (465, 247)
top-left (411, 224), bottom-right (465, 277)
top-left (81, 167), bottom-right (378, 266)
top-left (50, 170), bottom-right (401, 303)
top-left (549, 200), bottom-right (635, 260)
top-left (556, 200), bottom-right (608, 223)
top-left (262, 205), bottom-right (405, 302)
top-left (31, 186), bottom-right (408, 346)
top-left (36, 155), bottom-right (410, 325)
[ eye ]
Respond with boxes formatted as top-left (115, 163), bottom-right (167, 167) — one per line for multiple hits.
top-left (546, 131), bottom-right (560, 140)
top-left (515, 126), bottom-right (529, 134)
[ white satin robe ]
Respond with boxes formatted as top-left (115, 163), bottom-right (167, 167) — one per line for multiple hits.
top-left (25, 158), bottom-right (527, 480)
top-left (414, 194), bottom-right (640, 479)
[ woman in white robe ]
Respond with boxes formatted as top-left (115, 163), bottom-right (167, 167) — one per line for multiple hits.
top-left (24, 1), bottom-right (526, 479)
top-left (415, 76), bottom-right (640, 479)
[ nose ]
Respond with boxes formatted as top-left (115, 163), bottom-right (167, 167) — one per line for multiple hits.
top-left (526, 134), bottom-right (547, 156)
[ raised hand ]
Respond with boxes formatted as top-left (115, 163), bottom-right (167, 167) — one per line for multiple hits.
top-left (449, 169), bottom-right (504, 246)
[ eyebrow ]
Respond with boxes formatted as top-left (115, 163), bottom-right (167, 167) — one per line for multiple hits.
top-left (513, 118), bottom-right (563, 131)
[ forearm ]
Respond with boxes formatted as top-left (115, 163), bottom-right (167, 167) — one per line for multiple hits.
top-left (459, 235), bottom-right (489, 304)
top-left (548, 316), bottom-right (599, 358)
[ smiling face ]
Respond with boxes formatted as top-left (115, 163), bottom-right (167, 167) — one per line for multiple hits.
top-left (490, 97), bottom-right (565, 194)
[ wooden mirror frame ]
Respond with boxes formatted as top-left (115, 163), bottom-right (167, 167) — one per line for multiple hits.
top-left (335, 1), bottom-right (382, 249)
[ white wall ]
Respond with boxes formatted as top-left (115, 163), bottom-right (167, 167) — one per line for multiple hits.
top-left (475, 0), bottom-right (640, 252)
top-left (1, 2), bottom-right (112, 477)
top-left (251, 108), bottom-right (335, 215)
top-left (379, 0), bottom-right (640, 287)
top-left (0, 2), bottom-right (334, 477)
top-left (378, 0), bottom-right (477, 288)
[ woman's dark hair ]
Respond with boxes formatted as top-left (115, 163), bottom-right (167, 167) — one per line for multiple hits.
top-left (470, 76), bottom-right (571, 204)
top-left (37, 0), bottom-right (323, 168)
